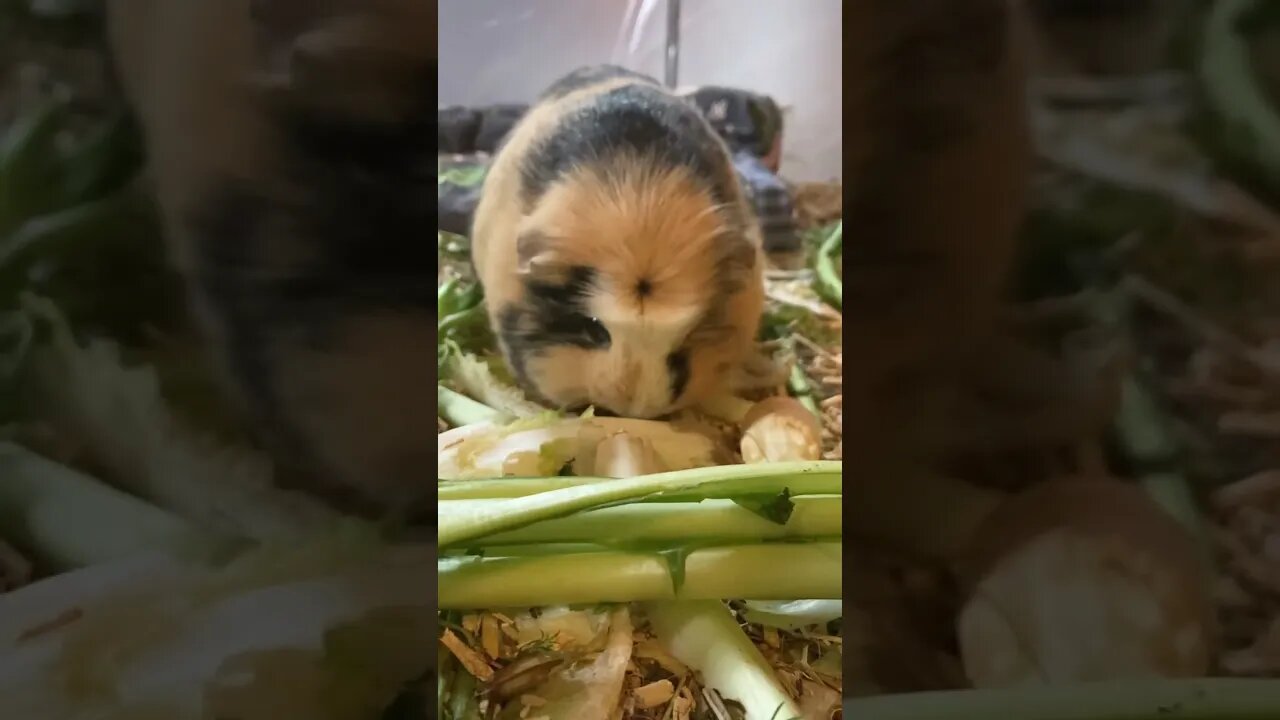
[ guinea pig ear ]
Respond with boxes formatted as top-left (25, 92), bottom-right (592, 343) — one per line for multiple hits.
top-left (247, 0), bottom-right (337, 80)
top-left (515, 231), bottom-right (563, 279)
top-left (711, 234), bottom-right (761, 295)
top-left (719, 234), bottom-right (759, 275)
top-left (248, 0), bottom-right (436, 125)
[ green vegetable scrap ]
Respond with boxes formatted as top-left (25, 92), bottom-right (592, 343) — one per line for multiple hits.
top-left (437, 459), bottom-right (840, 551)
top-left (441, 346), bottom-right (544, 418)
top-left (813, 220), bottom-right (842, 309)
top-left (1200, 0), bottom-right (1280, 194)
top-left (786, 358), bottom-right (822, 418)
top-left (437, 162), bottom-right (488, 188)
top-left (0, 103), bottom-right (172, 343)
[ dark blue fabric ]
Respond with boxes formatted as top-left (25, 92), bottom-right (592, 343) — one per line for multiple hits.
top-left (732, 151), bottom-right (799, 254)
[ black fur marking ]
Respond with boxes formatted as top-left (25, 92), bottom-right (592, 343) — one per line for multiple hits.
top-left (635, 278), bottom-right (653, 298)
top-left (667, 349), bottom-right (691, 403)
top-left (518, 83), bottom-right (738, 212)
top-left (497, 265), bottom-right (611, 395)
top-left (538, 64), bottom-right (660, 102)
top-left (526, 265), bottom-right (598, 316)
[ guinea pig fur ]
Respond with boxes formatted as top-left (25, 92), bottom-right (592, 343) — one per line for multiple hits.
top-left (471, 65), bottom-right (766, 419)
top-left (105, 0), bottom-right (438, 515)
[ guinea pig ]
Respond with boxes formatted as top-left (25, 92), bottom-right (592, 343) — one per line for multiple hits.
top-left (104, 0), bottom-right (438, 514)
top-left (470, 64), bottom-right (766, 419)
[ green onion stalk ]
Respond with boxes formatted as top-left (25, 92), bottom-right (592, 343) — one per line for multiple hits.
top-left (1199, 0), bottom-right (1280, 191)
top-left (647, 600), bottom-right (806, 720)
top-left (437, 460), bottom-right (841, 549)
top-left (1104, 285), bottom-right (1213, 568)
top-left (0, 442), bottom-right (224, 570)
top-left (439, 542), bottom-right (840, 609)
top-left (438, 385), bottom-right (501, 426)
top-left (436, 435), bottom-right (843, 717)
top-left (0, 99), bottom-right (69, 232)
top-left (814, 220), bottom-right (842, 309)
top-left (455, 496), bottom-right (841, 547)
top-left (787, 356), bottom-right (822, 418)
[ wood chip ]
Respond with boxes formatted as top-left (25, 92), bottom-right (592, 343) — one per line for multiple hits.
top-left (633, 679), bottom-right (675, 709)
top-left (1262, 534), bottom-right (1280, 564)
top-left (481, 613), bottom-right (503, 660)
top-left (1124, 275), bottom-right (1280, 378)
top-left (440, 628), bottom-right (495, 681)
top-left (632, 638), bottom-right (689, 676)
top-left (672, 689), bottom-right (695, 720)
top-left (763, 627), bottom-right (782, 649)
top-left (793, 333), bottom-right (840, 361)
top-left (462, 613), bottom-right (481, 635)
top-left (1230, 553), bottom-right (1280, 599)
top-left (798, 677), bottom-right (843, 720)
top-left (1218, 412), bottom-right (1280, 438)
top-left (1164, 378), bottom-right (1269, 407)
top-left (1215, 576), bottom-right (1256, 609)
top-left (1215, 471), bottom-right (1280, 511)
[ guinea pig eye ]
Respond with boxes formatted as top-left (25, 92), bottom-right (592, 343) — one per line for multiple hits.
top-left (584, 316), bottom-right (611, 346)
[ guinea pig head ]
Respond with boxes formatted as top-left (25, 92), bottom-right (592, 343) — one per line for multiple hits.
top-left (497, 160), bottom-right (764, 419)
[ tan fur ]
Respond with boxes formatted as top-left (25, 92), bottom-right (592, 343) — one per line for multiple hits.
top-left (470, 76), bottom-right (639, 279)
top-left (472, 76), bottom-right (765, 418)
top-left (518, 162), bottom-right (764, 416)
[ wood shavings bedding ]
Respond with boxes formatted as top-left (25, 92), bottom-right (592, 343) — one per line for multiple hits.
top-left (1211, 471), bottom-right (1280, 676)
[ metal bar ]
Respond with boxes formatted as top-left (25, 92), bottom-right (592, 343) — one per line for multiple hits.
top-left (664, 0), bottom-right (681, 88)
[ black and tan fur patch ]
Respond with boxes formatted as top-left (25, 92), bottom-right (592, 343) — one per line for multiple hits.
top-left (471, 66), bottom-right (764, 418)
top-left (537, 64), bottom-right (659, 102)
top-left (517, 81), bottom-right (742, 213)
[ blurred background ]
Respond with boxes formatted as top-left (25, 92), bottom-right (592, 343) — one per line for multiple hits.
top-left (438, 0), bottom-right (843, 183)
